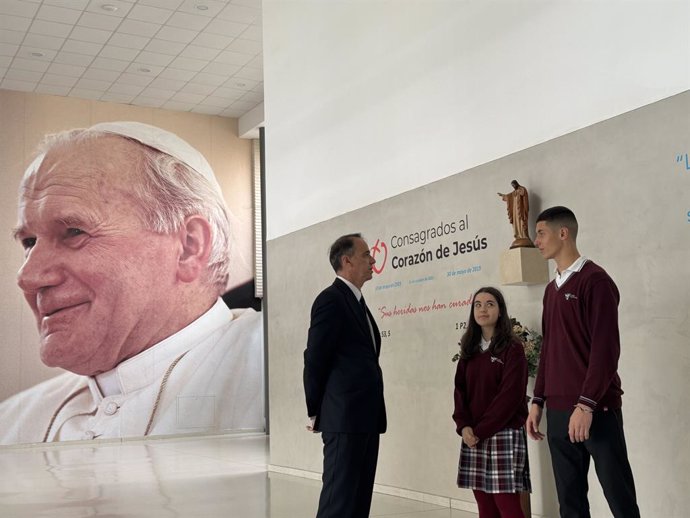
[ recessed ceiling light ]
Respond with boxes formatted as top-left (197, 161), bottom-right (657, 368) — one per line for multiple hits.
top-left (138, 67), bottom-right (151, 73)
top-left (30, 51), bottom-right (44, 57)
top-left (196, 4), bottom-right (209, 10)
top-left (101, 4), bottom-right (119, 12)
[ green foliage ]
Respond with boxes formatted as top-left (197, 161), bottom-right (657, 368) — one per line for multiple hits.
top-left (510, 317), bottom-right (542, 378)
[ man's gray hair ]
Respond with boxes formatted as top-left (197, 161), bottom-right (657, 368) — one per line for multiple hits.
top-left (23, 129), bottom-right (232, 294)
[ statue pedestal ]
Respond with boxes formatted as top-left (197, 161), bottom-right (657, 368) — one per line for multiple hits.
top-left (510, 237), bottom-right (534, 249)
top-left (500, 247), bottom-right (549, 286)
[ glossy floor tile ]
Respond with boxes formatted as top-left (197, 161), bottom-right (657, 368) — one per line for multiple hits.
top-left (0, 434), bottom-right (477, 518)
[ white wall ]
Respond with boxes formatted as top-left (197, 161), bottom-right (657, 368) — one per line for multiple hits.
top-left (265, 91), bottom-right (690, 518)
top-left (263, 0), bottom-right (689, 240)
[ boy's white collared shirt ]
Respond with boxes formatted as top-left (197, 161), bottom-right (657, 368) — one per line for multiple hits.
top-left (555, 256), bottom-right (588, 288)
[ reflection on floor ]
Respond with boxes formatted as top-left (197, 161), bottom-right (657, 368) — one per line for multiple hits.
top-left (0, 433), bottom-right (477, 518)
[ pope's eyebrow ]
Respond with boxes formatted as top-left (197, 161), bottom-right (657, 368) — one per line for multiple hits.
top-left (11, 226), bottom-right (25, 241)
top-left (11, 213), bottom-right (99, 241)
top-left (58, 214), bottom-right (92, 228)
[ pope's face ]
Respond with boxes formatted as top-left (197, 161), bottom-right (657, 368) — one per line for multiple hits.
top-left (15, 136), bottom-right (183, 376)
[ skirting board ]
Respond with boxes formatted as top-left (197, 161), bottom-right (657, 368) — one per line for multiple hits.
top-left (268, 464), bottom-right (551, 517)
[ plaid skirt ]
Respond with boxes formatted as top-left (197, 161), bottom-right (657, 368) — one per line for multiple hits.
top-left (457, 427), bottom-right (531, 494)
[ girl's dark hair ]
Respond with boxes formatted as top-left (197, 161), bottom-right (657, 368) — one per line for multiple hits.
top-left (459, 287), bottom-right (517, 360)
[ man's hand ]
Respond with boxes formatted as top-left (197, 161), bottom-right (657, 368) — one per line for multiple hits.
top-left (568, 406), bottom-right (593, 443)
top-left (461, 426), bottom-right (479, 448)
top-left (526, 404), bottom-right (545, 440)
top-left (306, 416), bottom-right (316, 432)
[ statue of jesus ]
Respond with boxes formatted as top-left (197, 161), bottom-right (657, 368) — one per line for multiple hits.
top-left (498, 180), bottom-right (535, 249)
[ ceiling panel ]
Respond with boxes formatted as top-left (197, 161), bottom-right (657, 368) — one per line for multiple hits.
top-left (0, 0), bottom-right (264, 119)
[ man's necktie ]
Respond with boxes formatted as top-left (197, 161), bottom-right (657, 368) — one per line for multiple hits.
top-left (360, 297), bottom-right (377, 351)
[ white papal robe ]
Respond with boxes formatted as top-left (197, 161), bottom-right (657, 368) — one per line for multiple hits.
top-left (0, 300), bottom-right (264, 445)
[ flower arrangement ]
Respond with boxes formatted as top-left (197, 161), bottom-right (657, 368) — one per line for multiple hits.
top-left (451, 317), bottom-right (542, 379)
top-left (511, 318), bottom-right (542, 378)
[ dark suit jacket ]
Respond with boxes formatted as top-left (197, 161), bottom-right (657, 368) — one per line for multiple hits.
top-left (303, 278), bottom-right (387, 434)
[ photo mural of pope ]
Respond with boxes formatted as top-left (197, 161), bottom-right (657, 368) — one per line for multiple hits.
top-left (0, 122), bottom-right (264, 444)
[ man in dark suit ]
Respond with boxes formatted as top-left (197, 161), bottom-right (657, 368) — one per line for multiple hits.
top-left (304, 233), bottom-right (387, 518)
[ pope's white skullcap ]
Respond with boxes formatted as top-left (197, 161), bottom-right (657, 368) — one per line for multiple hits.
top-left (88, 121), bottom-right (222, 194)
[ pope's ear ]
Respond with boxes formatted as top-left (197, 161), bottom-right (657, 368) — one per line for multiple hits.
top-left (176, 215), bottom-right (212, 283)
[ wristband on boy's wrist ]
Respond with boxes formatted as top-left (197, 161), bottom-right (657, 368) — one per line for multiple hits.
top-left (574, 404), bottom-right (593, 413)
